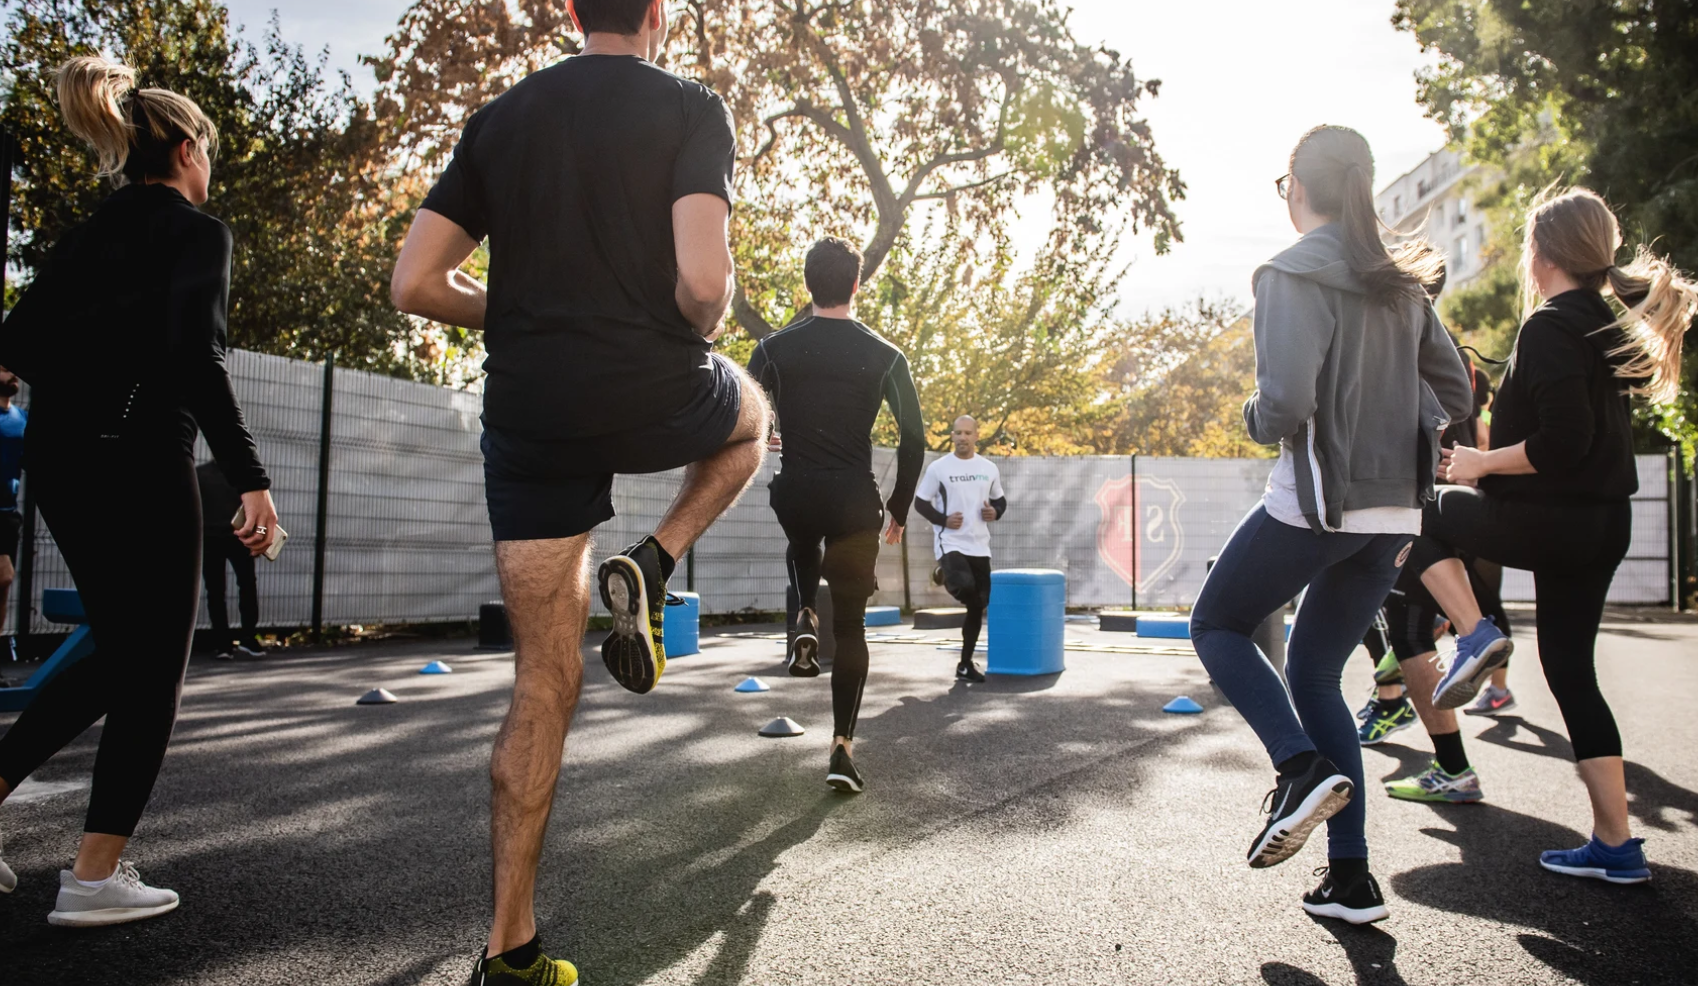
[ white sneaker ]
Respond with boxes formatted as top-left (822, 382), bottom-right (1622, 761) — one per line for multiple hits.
top-left (0, 829), bottom-right (16, 893)
top-left (47, 861), bottom-right (179, 927)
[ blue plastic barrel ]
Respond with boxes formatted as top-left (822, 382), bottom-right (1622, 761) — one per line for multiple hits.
top-left (986, 569), bottom-right (1066, 676)
top-left (664, 592), bottom-right (700, 656)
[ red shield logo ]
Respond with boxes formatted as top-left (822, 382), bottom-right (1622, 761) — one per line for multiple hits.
top-left (1095, 475), bottom-right (1188, 593)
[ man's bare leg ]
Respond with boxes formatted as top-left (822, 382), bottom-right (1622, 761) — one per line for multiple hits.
top-left (651, 372), bottom-right (770, 560)
top-left (1399, 652), bottom-right (1460, 736)
top-left (488, 534), bottom-right (591, 957)
top-left (1420, 558), bottom-right (1484, 635)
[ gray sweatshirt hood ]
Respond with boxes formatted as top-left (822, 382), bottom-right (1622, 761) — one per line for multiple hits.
top-left (1241, 224), bottom-right (1475, 532)
top-left (1253, 224), bottom-right (1367, 296)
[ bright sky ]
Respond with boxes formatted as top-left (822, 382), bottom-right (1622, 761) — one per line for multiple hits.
top-left (226, 0), bottom-right (1450, 313)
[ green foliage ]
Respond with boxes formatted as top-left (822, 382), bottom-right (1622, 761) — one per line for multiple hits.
top-left (2, 0), bottom-right (420, 376)
top-left (823, 215), bottom-right (1257, 457)
top-left (1394, 0), bottom-right (1698, 453)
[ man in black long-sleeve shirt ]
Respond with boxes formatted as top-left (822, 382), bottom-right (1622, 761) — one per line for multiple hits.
top-left (747, 237), bottom-right (925, 794)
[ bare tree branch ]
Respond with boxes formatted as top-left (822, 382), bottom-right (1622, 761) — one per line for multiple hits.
top-left (910, 171), bottom-right (1015, 201)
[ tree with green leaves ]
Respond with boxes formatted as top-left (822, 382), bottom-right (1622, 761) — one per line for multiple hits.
top-left (2, 0), bottom-right (417, 374)
top-left (1394, 0), bottom-right (1698, 449)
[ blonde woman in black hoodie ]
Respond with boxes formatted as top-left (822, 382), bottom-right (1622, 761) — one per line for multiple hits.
top-left (0, 57), bottom-right (278, 926)
top-left (1409, 187), bottom-right (1697, 884)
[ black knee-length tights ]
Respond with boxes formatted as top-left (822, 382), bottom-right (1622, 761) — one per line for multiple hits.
top-left (1407, 485), bottom-right (1629, 761)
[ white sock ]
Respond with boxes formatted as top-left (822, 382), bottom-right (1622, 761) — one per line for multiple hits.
top-left (74, 868), bottom-right (115, 889)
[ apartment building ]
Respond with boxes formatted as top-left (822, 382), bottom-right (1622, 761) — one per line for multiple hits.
top-left (1374, 147), bottom-right (1494, 296)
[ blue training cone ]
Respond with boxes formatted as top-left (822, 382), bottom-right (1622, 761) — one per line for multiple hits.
top-left (734, 676), bottom-right (771, 693)
top-left (420, 661), bottom-right (453, 675)
top-left (1163, 695), bottom-right (1204, 714)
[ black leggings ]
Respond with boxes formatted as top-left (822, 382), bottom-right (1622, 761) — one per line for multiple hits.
top-left (771, 470), bottom-right (882, 740)
top-left (940, 551), bottom-right (992, 663)
top-left (0, 446), bottom-right (202, 836)
top-left (1407, 486), bottom-right (1630, 761)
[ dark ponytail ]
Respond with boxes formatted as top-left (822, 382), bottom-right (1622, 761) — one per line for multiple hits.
top-left (1291, 125), bottom-right (1443, 305)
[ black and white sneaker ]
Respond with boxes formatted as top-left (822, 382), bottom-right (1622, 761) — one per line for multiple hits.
top-left (788, 607), bottom-right (821, 677)
top-left (955, 660), bottom-right (985, 683)
top-left (826, 744), bottom-right (864, 793)
top-left (1301, 866), bottom-right (1389, 924)
top-left (597, 538), bottom-right (667, 694)
top-left (1247, 757), bottom-right (1354, 869)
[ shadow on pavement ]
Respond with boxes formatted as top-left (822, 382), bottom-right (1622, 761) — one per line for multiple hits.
top-left (0, 640), bottom-right (1223, 986)
top-left (1472, 715), bottom-right (1574, 760)
top-left (1260, 919), bottom-right (1408, 986)
top-left (1390, 801), bottom-right (1698, 985)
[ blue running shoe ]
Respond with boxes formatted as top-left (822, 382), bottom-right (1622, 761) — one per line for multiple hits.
top-left (1431, 617), bottom-right (1513, 711)
top-left (1540, 836), bottom-right (1651, 885)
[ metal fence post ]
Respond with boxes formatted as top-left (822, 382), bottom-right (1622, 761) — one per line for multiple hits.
top-left (15, 480), bottom-right (35, 640)
top-left (1672, 446), bottom-right (1684, 612)
top-left (310, 354), bottom-right (335, 640)
top-left (900, 535), bottom-right (911, 612)
top-left (1130, 453), bottom-right (1138, 612)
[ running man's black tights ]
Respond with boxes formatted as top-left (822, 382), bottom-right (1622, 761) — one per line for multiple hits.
top-left (1407, 486), bottom-right (1630, 761)
top-left (0, 445), bottom-right (201, 836)
top-left (771, 470), bottom-right (882, 740)
top-left (940, 552), bottom-right (992, 664)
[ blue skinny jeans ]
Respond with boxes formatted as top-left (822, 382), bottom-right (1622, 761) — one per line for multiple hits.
top-left (1190, 504), bottom-right (1412, 859)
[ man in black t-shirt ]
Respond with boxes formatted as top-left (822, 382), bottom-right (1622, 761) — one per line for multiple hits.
top-left (390, 1), bottom-right (768, 981)
top-left (747, 237), bottom-right (926, 794)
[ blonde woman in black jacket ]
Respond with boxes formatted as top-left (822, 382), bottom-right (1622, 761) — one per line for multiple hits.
top-left (0, 57), bottom-right (278, 927)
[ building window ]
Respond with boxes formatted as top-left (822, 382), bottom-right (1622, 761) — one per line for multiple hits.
top-left (1434, 205), bottom-right (1445, 231)
top-left (1475, 224), bottom-right (1485, 254)
top-left (1394, 195), bottom-right (1402, 216)
top-left (1454, 235), bottom-right (1468, 270)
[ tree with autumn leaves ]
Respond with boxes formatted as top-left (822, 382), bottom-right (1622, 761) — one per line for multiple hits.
top-left (3, 0), bottom-right (1253, 454)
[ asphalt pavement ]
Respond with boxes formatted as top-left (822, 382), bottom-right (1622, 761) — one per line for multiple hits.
top-left (1, 613), bottom-right (1694, 986)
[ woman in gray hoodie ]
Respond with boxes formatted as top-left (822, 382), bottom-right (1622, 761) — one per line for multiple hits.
top-left (1188, 125), bottom-right (1473, 924)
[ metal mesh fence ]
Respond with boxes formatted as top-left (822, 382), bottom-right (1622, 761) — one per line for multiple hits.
top-left (5, 349), bottom-right (1681, 636)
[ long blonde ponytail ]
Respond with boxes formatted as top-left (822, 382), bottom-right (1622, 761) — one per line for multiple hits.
top-left (54, 55), bottom-right (218, 184)
top-left (1521, 187), bottom-right (1697, 405)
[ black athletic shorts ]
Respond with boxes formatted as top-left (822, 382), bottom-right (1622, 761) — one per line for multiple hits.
top-left (0, 509), bottom-right (18, 560)
top-left (1383, 565), bottom-right (1445, 663)
top-left (940, 551), bottom-right (992, 608)
top-left (482, 352), bottom-right (743, 541)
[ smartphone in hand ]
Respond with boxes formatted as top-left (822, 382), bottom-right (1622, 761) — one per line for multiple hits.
top-left (231, 506), bottom-right (288, 562)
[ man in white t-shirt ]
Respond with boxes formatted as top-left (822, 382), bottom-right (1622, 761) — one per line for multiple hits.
top-left (912, 415), bottom-right (1006, 681)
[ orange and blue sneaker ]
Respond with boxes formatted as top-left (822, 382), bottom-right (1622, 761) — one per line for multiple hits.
top-left (468, 939), bottom-right (578, 985)
top-left (597, 538), bottom-right (668, 694)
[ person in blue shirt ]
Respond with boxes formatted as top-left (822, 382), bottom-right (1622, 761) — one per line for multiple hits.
top-left (0, 366), bottom-right (26, 662)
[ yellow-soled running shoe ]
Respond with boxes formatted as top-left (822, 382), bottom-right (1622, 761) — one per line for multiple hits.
top-left (597, 537), bottom-right (668, 694)
top-left (468, 946), bottom-right (578, 985)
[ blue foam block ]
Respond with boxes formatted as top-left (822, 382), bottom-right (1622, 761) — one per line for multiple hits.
top-left (1136, 616), bottom-right (1191, 639)
top-left (419, 660), bottom-right (453, 674)
top-left (864, 606), bottom-right (902, 627)
top-left (1163, 695), bottom-right (1204, 714)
